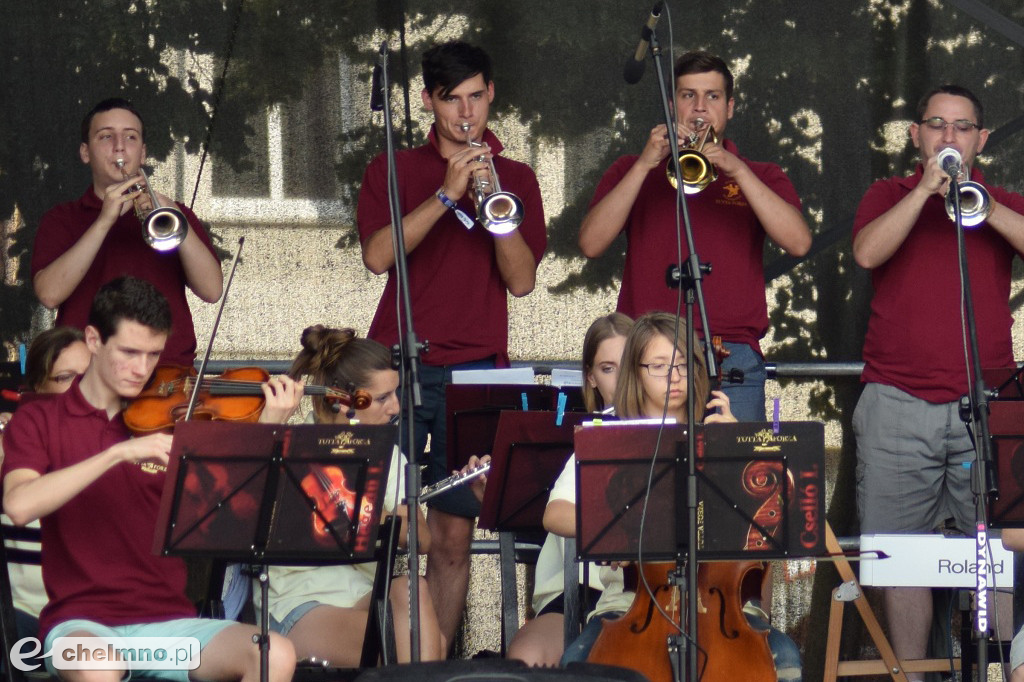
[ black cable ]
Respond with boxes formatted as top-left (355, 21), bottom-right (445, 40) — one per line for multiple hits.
top-left (190, 0), bottom-right (246, 210)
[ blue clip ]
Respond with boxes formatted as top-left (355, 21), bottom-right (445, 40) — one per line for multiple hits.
top-left (556, 392), bottom-right (567, 426)
top-left (772, 398), bottom-right (780, 434)
top-left (19, 343), bottom-right (27, 376)
top-left (521, 392), bottom-right (529, 411)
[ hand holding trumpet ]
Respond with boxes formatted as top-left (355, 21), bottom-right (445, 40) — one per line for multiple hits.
top-left (441, 133), bottom-right (492, 203)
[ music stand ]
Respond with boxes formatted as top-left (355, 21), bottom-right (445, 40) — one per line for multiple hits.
top-left (154, 421), bottom-right (394, 682)
top-left (988, 400), bottom-right (1024, 528)
top-left (478, 410), bottom-right (594, 532)
top-left (574, 421), bottom-right (826, 562)
top-left (446, 384), bottom-right (585, 472)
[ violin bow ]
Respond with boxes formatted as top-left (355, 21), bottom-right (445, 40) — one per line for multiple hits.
top-left (184, 237), bottom-right (245, 421)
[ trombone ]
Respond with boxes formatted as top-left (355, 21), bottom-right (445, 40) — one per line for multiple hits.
top-left (667, 118), bottom-right (718, 194)
top-left (116, 159), bottom-right (189, 251)
top-left (460, 123), bottom-right (524, 235)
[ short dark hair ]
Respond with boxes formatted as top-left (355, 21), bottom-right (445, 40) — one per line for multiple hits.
top-left (88, 276), bottom-right (171, 342)
top-left (422, 41), bottom-right (492, 98)
top-left (81, 97), bottom-right (146, 144)
top-left (916, 84), bottom-right (984, 129)
top-left (674, 50), bottom-right (734, 101)
top-left (24, 326), bottom-right (85, 392)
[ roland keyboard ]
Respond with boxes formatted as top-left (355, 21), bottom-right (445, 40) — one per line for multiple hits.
top-left (858, 533), bottom-right (1014, 588)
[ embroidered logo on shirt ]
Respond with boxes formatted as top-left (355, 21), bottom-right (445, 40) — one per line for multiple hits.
top-left (139, 462), bottom-right (167, 474)
top-left (716, 182), bottom-right (746, 206)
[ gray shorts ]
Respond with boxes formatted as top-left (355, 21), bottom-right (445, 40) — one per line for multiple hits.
top-left (854, 382), bottom-right (975, 535)
top-left (1012, 623), bottom-right (1024, 671)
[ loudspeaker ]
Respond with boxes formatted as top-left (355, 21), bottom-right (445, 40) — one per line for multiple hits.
top-left (353, 659), bottom-right (647, 681)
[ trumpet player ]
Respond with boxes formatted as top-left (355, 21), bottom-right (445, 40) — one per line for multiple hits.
top-left (852, 84), bottom-right (1024, 682)
top-left (32, 98), bottom-right (222, 367)
top-left (357, 40), bottom-right (546, 650)
top-left (579, 50), bottom-right (811, 423)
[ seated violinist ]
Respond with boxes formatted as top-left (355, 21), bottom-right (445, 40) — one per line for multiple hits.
top-left (0, 327), bottom-right (90, 645)
top-left (1, 276), bottom-right (300, 682)
top-left (254, 325), bottom-right (445, 665)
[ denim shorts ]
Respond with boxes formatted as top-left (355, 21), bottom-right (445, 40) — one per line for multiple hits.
top-left (269, 600), bottom-right (321, 636)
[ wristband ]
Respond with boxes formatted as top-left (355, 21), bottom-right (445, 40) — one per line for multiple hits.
top-left (436, 188), bottom-right (457, 210)
top-left (436, 188), bottom-right (476, 230)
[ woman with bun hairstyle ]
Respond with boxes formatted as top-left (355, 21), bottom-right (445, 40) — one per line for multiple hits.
top-left (256, 325), bottom-right (444, 664)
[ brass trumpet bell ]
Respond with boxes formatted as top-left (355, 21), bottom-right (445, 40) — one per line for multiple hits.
top-left (667, 121), bottom-right (718, 194)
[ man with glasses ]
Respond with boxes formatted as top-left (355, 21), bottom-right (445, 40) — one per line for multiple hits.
top-left (852, 84), bottom-right (1024, 680)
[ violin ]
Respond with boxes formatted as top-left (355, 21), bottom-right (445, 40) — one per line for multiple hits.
top-left (301, 464), bottom-right (356, 543)
top-left (122, 364), bottom-right (372, 434)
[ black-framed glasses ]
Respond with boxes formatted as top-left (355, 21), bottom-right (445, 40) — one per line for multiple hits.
top-left (640, 362), bottom-right (687, 378)
top-left (919, 117), bottom-right (979, 133)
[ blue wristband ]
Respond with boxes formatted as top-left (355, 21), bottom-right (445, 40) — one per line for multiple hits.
top-left (436, 188), bottom-right (457, 209)
top-left (436, 188), bottom-right (476, 230)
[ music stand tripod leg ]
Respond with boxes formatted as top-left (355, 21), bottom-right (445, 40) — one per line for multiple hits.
top-left (255, 564), bottom-right (271, 682)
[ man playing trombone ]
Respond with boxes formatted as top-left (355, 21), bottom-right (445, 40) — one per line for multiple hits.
top-left (578, 50), bottom-right (811, 422)
top-left (356, 40), bottom-right (546, 651)
top-left (32, 98), bottom-right (223, 367)
top-left (852, 84), bottom-right (1024, 681)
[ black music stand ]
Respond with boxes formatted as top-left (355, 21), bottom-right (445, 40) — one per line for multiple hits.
top-left (478, 410), bottom-right (593, 532)
top-left (154, 422), bottom-right (395, 682)
top-left (574, 421), bottom-right (826, 562)
top-left (988, 401), bottom-right (1024, 528)
top-left (446, 384), bottom-right (585, 472)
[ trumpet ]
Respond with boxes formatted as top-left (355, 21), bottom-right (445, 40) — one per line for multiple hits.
top-left (460, 123), bottom-right (524, 235)
top-left (943, 170), bottom-right (992, 229)
top-left (667, 119), bottom-right (718, 194)
top-left (116, 159), bottom-right (189, 251)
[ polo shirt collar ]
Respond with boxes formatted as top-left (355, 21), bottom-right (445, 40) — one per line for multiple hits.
top-left (78, 186), bottom-right (103, 210)
top-left (427, 124), bottom-right (505, 158)
top-left (64, 375), bottom-right (117, 421)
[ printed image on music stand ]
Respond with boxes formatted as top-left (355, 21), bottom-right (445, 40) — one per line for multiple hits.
top-left (154, 421), bottom-right (393, 564)
top-left (575, 422), bottom-right (825, 562)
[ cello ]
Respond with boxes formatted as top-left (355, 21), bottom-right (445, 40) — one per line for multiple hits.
top-left (585, 337), bottom-right (781, 681)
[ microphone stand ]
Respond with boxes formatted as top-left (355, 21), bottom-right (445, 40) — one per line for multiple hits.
top-left (646, 29), bottom-right (718, 682)
top-left (373, 40), bottom-right (425, 662)
top-left (948, 171), bottom-right (997, 680)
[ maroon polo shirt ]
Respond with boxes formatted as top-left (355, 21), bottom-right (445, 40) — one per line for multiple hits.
top-left (32, 188), bottom-right (218, 367)
top-left (1, 378), bottom-right (194, 637)
top-left (356, 126), bottom-right (547, 367)
top-left (589, 140), bottom-right (802, 355)
top-left (853, 165), bottom-right (1024, 403)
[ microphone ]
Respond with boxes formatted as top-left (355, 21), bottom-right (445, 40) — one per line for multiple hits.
top-left (624, 1), bottom-right (664, 85)
top-left (937, 147), bottom-right (962, 178)
top-left (370, 42), bottom-right (387, 112)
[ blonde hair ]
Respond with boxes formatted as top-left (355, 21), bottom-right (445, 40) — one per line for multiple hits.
top-left (612, 312), bottom-right (709, 422)
top-left (581, 313), bottom-right (633, 412)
